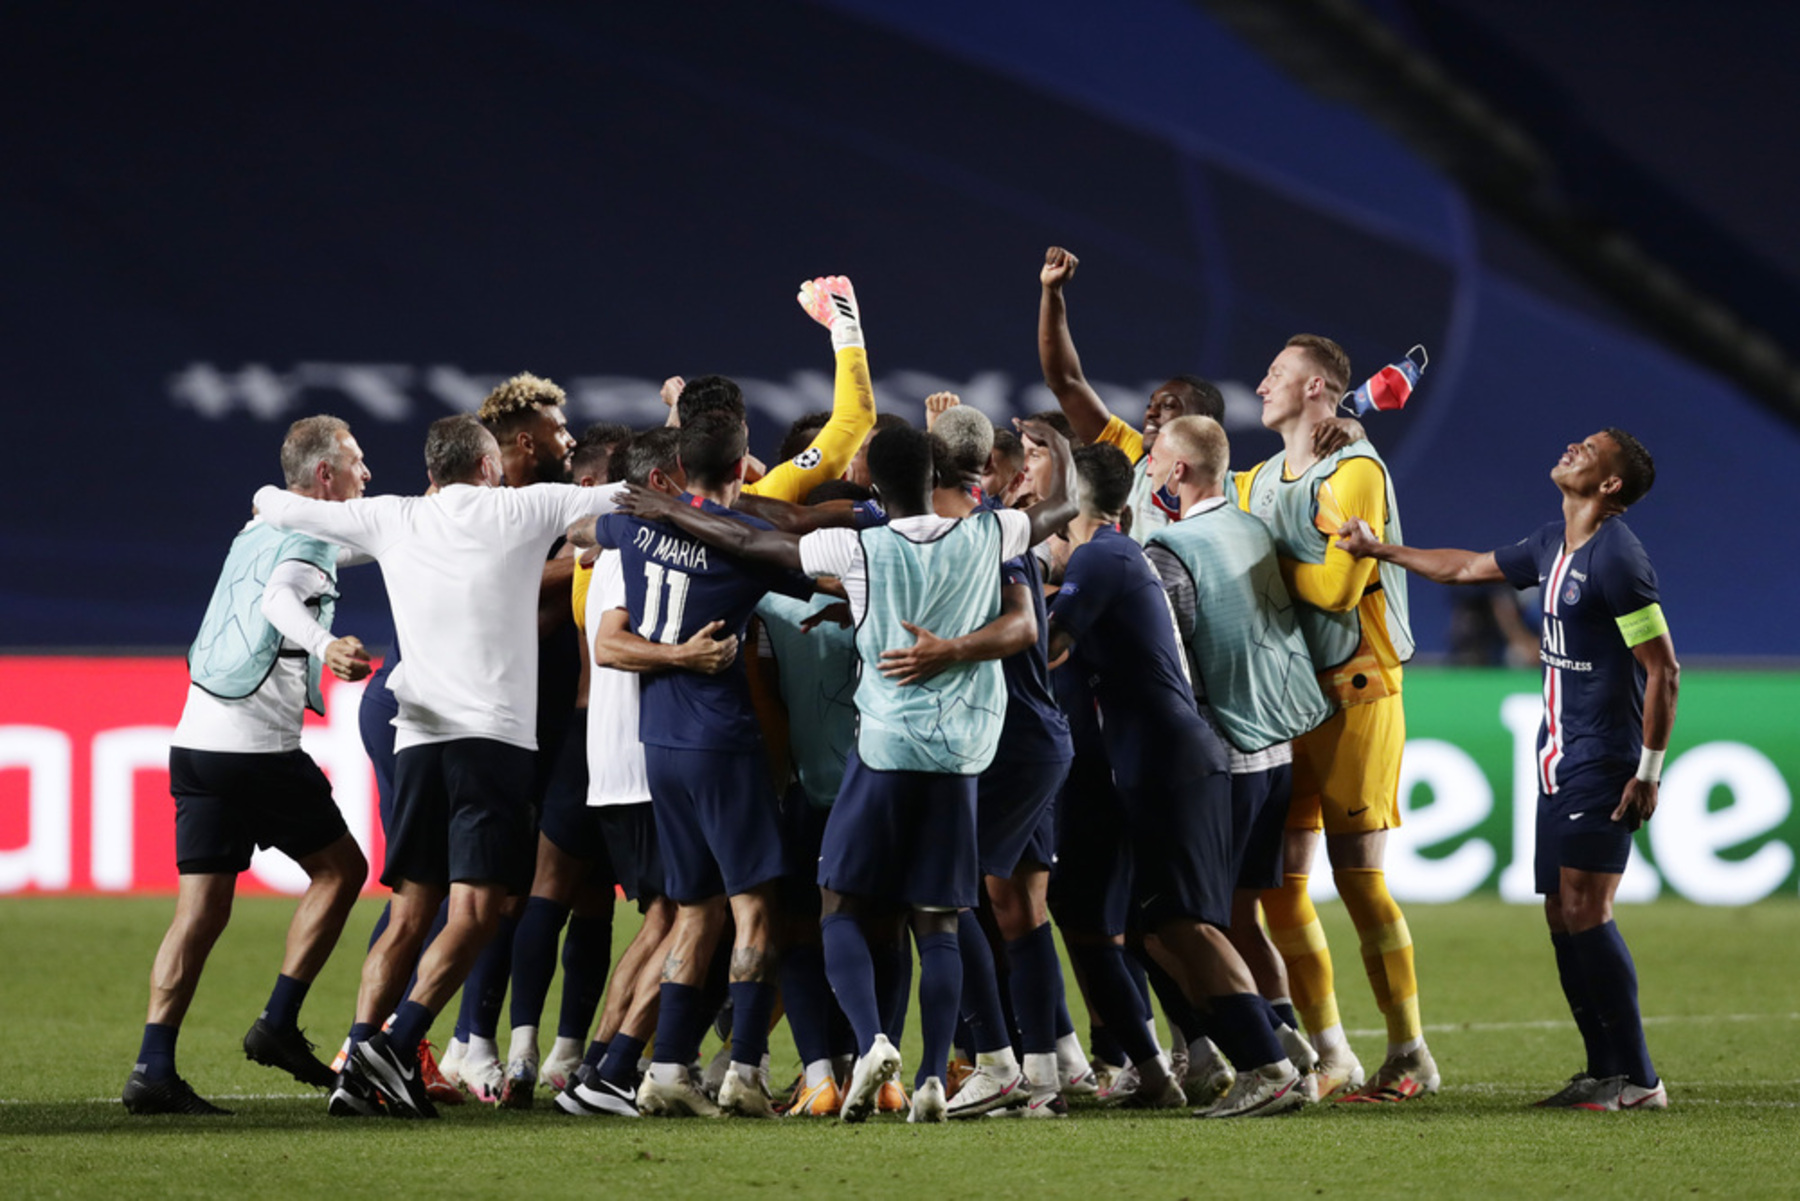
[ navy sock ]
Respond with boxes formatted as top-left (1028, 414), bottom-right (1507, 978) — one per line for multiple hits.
top-left (262, 973), bottom-right (310, 1031)
top-left (1070, 943), bottom-right (1158, 1066)
top-left (1090, 1022), bottom-right (1124, 1066)
top-left (957, 910), bottom-right (1011, 1054)
top-left (1005, 923), bottom-right (1062, 1056)
top-left (1272, 1000), bottom-right (1300, 1031)
top-left (1054, 993), bottom-right (1075, 1040)
top-left (915, 929), bottom-right (962, 1089)
top-left (347, 1020), bottom-right (378, 1058)
top-left (582, 1037), bottom-right (609, 1071)
top-left (1139, 951), bottom-right (1204, 1045)
top-left (508, 897), bottom-right (570, 1031)
top-left (1572, 921), bottom-right (1657, 1087)
top-left (460, 912), bottom-right (520, 1040)
top-left (137, 1023), bottom-right (178, 1082)
top-left (1125, 947), bottom-right (1152, 1014)
top-left (875, 936), bottom-right (912, 1043)
top-left (387, 999), bottom-right (435, 1050)
top-left (558, 911), bottom-right (613, 1041)
top-left (1552, 930), bottom-right (1613, 1076)
top-left (729, 980), bottom-right (777, 1066)
top-left (778, 943), bottom-right (836, 1067)
top-left (651, 982), bottom-right (705, 1067)
top-left (828, 995), bottom-right (858, 1060)
top-left (820, 913), bottom-right (883, 1051)
top-left (599, 1033), bottom-right (645, 1087)
top-left (953, 1015), bottom-right (975, 1063)
top-left (1208, 993), bottom-right (1283, 1070)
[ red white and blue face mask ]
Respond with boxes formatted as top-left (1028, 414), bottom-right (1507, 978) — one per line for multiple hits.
top-left (1341, 345), bottom-right (1428, 417)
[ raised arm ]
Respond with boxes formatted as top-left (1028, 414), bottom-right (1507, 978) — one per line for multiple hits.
top-left (746, 276), bottom-right (877, 501)
top-left (1017, 419), bottom-right (1078, 545)
top-left (877, 581), bottom-right (1038, 686)
top-left (1038, 247), bottom-right (1115, 445)
top-left (615, 484), bottom-right (805, 571)
top-left (1335, 516), bottom-right (1505, 586)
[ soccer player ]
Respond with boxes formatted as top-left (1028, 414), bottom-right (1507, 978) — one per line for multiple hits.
top-left (614, 417), bottom-right (1080, 1123)
top-left (1236, 334), bottom-right (1436, 1101)
top-left (1036, 245), bottom-right (1225, 542)
top-left (1141, 415), bottom-right (1337, 1099)
top-left (577, 408), bottom-right (816, 1120)
top-left (1048, 443), bottom-right (1306, 1118)
top-left (897, 403), bottom-right (1080, 1117)
top-left (1336, 428), bottom-right (1676, 1112)
top-left (254, 411), bottom-right (625, 1119)
top-left (124, 417), bottom-right (373, 1115)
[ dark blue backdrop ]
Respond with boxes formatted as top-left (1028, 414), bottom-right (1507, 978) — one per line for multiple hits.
top-left (4, 1), bottom-right (1793, 657)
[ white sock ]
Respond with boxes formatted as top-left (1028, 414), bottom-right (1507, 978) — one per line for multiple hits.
top-left (549, 1035), bottom-right (583, 1064)
top-left (1312, 1023), bottom-right (1348, 1054)
top-left (1023, 1052), bottom-right (1059, 1091)
top-left (647, 1061), bottom-right (686, 1087)
top-left (804, 1058), bottom-right (834, 1088)
top-left (1388, 1036), bottom-right (1424, 1059)
top-left (1188, 1035), bottom-right (1221, 1063)
top-left (976, 1046), bottom-right (1019, 1073)
top-left (1055, 1032), bottom-right (1090, 1073)
top-left (506, 1025), bottom-right (538, 1066)
top-left (467, 1034), bottom-right (499, 1065)
top-left (730, 1059), bottom-right (759, 1085)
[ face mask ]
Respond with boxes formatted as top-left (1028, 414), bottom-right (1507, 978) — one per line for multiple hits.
top-left (1342, 345), bottom-right (1427, 416)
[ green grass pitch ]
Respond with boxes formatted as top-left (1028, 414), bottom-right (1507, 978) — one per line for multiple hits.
top-left (2, 895), bottom-right (1796, 1198)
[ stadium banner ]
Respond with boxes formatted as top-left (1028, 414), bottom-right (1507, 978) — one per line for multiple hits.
top-left (0, 657), bottom-right (1794, 902)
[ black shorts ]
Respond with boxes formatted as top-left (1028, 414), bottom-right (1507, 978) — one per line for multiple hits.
top-left (538, 710), bottom-right (610, 871)
top-left (1535, 766), bottom-right (1637, 894)
top-left (387, 739), bottom-right (537, 893)
top-left (597, 802), bottom-right (665, 908)
top-left (1230, 763), bottom-right (1292, 892)
top-left (170, 747), bottom-right (349, 876)
top-left (1048, 753), bottom-right (1133, 938)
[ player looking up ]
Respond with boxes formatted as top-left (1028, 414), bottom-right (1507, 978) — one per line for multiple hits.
top-left (1336, 428), bottom-right (1676, 1112)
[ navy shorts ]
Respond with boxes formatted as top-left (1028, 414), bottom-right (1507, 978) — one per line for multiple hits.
top-left (977, 753), bottom-right (1070, 879)
top-left (818, 748), bottom-right (979, 910)
top-left (1116, 723), bottom-right (1234, 929)
top-left (170, 748), bottom-right (349, 875)
top-left (644, 744), bottom-right (785, 903)
top-left (597, 802), bottom-right (665, 908)
top-left (538, 709), bottom-right (608, 865)
top-left (778, 782), bottom-right (832, 917)
top-left (1048, 753), bottom-right (1133, 937)
top-left (387, 739), bottom-right (537, 893)
top-left (1535, 767), bottom-right (1636, 894)
top-left (1230, 763), bottom-right (1292, 892)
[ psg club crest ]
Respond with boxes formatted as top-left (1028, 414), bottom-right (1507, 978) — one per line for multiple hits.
top-left (1561, 578), bottom-right (1582, 606)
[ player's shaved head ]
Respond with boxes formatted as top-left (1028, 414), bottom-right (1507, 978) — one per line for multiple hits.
top-left (1159, 415), bottom-right (1230, 486)
top-left (676, 375), bottom-right (747, 425)
top-left (1602, 427), bottom-right (1656, 508)
top-left (1072, 442), bottom-right (1134, 519)
top-left (866, 424), bottom-right (935, 514)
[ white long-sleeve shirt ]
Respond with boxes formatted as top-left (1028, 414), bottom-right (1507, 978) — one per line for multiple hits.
top-left (255, 481), bottom-right (624, 752)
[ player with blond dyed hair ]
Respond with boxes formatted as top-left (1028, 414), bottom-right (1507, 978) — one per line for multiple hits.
top-left (1234, 333), bottom-right (1436, 1102)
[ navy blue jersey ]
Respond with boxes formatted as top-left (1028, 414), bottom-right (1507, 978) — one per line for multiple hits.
top-left (982, 499), bottom-right (1072, 765)
top-left (1494, 518), bottom-right (1663, 794)
top-left (1049, 525), bottom-right (1209, 789)
top-left (599, 499), bottom-right (812, 752)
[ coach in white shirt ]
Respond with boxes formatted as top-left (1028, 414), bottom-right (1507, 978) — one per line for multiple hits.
top-left (255, 413), bottom-right (624, 1118)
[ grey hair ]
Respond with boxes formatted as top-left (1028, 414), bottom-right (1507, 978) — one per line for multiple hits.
top-left (425, 414), bottom-right (498, 486)
top-left (933, 406), bottom-right (995, 476)
top-left (280, 415), bottom-right (351, 488)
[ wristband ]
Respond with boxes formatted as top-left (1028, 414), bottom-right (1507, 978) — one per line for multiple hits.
top-left (1635, 746), bottom-right (1665, 784)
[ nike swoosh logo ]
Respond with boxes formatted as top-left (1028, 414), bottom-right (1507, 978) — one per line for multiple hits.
top-left (1568, 811), bottom-right (1583, 821)
top-left (1346, 806), bottom-right (1369, 817)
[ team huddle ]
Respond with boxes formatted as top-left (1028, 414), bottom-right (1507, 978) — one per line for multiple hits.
top-left (124, 249), bottom-right (1679, 1124)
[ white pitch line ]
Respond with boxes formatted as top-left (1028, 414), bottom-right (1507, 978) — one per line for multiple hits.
top-left (1345, 1012), bottom-right (1800, 1038)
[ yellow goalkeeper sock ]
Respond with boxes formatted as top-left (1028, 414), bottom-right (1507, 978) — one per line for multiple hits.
top-left (1262, 873), bottom-right (1340, 1038)
top-left (1334, 867), bottom-right (1422, 1048)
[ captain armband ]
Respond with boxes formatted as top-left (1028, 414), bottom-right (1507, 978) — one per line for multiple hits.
top-left (1615, 603), bottom-right (1669, 648)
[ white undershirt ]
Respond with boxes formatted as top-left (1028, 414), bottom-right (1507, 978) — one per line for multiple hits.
top-left (255, 481), bottom-right (624, 752)
top-left (798, 509), bottom-right (1032, 625)
top-left (584, 549), bottom-right (651, 807)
